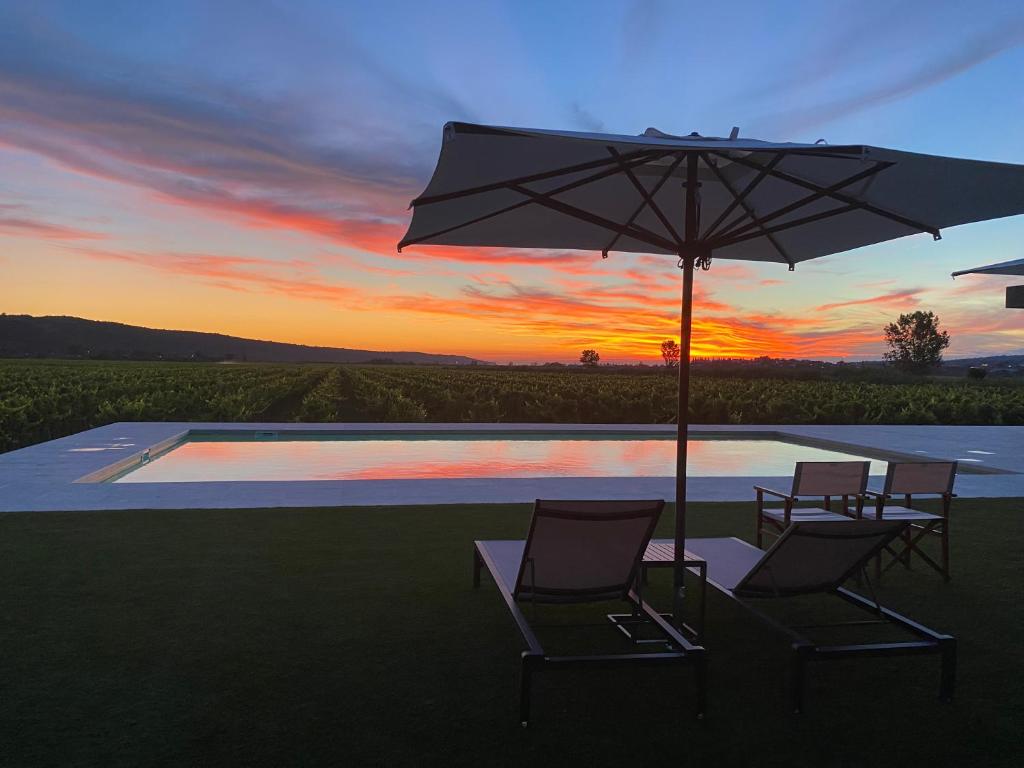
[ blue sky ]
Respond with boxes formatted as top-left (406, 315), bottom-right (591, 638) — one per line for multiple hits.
top-left (1, 0), bottom-right (1022, 360)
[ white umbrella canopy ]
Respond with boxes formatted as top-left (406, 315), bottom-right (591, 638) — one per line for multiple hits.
top-left (952, 257), bottom-right (1024, 277)
top-left (400, 123), bottom-right (1024, 266)
top-left (398, 121), bottom-right (1024, 625)
top-left (952, 257), bottom-right (1024, 308)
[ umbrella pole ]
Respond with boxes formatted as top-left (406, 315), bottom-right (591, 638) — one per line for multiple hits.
top-left (673, 151), bottom-right (700, 628)
top-left (673, 255), bottom-right (695, 622)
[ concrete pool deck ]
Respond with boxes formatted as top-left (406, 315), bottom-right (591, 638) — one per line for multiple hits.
top-left (1, 422), bottom-right (1022, 512)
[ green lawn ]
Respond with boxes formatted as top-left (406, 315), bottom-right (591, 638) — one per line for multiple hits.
top-left (1, 500), bottom-right (1021, 767)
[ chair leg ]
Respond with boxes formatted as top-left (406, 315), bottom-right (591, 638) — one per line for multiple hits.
top-left (755, 509), bottom-right (763, 548)
top-left (941, 520), bottom-right (950, 582)
top-left (892, 522), bottom-right (945, 578)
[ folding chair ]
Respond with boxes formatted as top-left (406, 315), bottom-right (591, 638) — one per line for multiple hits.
top-left (863, 461), bottom-right (957, 581)
top-left (756, 461), bottom-right (869, 547)
top-left (473, 499), bottom-right (707, 726)
top-left (688, 521), bottom-right (956, 713)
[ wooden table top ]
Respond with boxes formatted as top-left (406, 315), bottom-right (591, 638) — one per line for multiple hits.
top-left (643, 539), bottom-right (706, 565)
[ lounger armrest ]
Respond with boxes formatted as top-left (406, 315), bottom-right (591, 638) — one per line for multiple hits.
top-left (753, 485), bottom-right (795, 501)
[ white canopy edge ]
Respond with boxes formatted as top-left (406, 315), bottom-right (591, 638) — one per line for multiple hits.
top-left (438, 121), bottom-right (867, 155)
top-left (951, 257), bottom-right (1024, 277)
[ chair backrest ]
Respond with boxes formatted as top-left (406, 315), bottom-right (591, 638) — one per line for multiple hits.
top-left (734, 520), bottom-right (906, 597)
top-left (513, 499), bottom-right (663, 604)
top-left (791, 461), bottom-right (870, 497)
top-left (882, 461), bottom-right (957, 496)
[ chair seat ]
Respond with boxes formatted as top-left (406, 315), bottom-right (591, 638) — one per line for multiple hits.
top-left (762, 508), bottom-right (854, 523)
top-left (868, 506), bottom-right (942, 521)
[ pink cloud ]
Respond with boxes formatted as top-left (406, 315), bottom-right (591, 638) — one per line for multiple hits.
top-left (0, 206), bottom-right (105, 241)
top-left (815, 288), bottom-right (924, 312)
top-left (78, 248), bottom-right (361, 304)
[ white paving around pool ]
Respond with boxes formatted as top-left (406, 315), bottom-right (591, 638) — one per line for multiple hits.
top-left (1, 422), bottom-right (1022, 512)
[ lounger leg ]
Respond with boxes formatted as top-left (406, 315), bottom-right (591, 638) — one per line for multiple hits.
top-left (791, 644), bottom-right (811, 714)
top-left (520, 652), bottom-right (540, 727)
top-left (473, 547), bottom-right (482, 588)
top-left (694, 654), bottom-right (708, 720)
top-left (939, 637), bottom-right (957, 702)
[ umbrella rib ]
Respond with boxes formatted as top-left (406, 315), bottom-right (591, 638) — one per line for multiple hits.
top-left (701, 153), bottom-right (785, 240)
top-left (701, 153), bottom-right (794, 267)
top-left (398, 152), bottom-right (669, 250)
top-left (508, 184), bottom-right (680, 252)
top-left (716, 204), bottom-right (861, 247)
top-left (710, 152), bottom-right (940, 238)
top-left (606, 148), bottom-right (685, 252)
top-left (410, 148), bottom-right (666, 207)
top-left (714, 160), bottom-right (896, 241)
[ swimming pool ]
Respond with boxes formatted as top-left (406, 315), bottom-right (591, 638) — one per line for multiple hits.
top-left (111, 431), bottom-right (890, 483)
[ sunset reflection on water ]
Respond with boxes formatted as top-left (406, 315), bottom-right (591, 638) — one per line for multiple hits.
top-left (115, 436), bottom-right (885, 483)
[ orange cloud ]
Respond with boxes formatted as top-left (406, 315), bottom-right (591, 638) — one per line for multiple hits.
top-left (72, 244), bottom-right (896, 361)
top-left (815, 288), bottom-right (924, 312)
top-left (79, 248), bottom-right (361, 304)
top-left (383, 280), bottom-right (882, 360)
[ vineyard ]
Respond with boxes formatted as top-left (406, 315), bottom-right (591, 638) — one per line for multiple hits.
top-left (2, 359), bottom-right (1024, 452)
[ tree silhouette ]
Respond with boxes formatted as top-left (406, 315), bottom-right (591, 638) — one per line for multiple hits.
top-left (883, 311), bottom-right (950, 373)
top-left (579, 349), bottom-right (600, 366)
top-left (660, 339), bottom-right (680, 368)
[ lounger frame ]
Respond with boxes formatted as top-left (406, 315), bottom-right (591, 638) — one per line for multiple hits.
top-left (692, 530), bottom-right (955, 713)
top-left (473, 526), bottom-right (707, 726)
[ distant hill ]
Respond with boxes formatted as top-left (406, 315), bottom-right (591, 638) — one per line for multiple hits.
top-left (943, 354), bottom-right (1024, 368)
top-left (0, 314), bottom-right (489, 365)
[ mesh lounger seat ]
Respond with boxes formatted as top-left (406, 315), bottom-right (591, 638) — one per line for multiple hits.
top-left (756, 461), bottom-right (870, 547)
top-left (863, 461), bottom-right (957, 581)
top-left (473, 499), bottom-right (707, 726)
top-left (687, 520), bottom-right (956, 712)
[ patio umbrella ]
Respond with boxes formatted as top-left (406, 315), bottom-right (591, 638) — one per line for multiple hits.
top-left (952, 257), bottom-right (1024, 307)
top-left (952, 256), bottom-right (1024, 277)
top-left (398, 122), bottom-right (1024, 621)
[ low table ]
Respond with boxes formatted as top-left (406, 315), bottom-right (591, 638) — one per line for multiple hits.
top-left (609, 539), bottom-right (708, 643)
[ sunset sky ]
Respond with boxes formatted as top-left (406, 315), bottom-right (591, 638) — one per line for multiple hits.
top-left (2, 0), bottom-right (1023, 362)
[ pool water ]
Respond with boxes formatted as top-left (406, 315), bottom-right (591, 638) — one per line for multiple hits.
top-left (112, 433), bottom-right (887, 483)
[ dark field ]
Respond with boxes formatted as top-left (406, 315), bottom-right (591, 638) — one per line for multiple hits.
top-left (3, 358), bottom-right (1024, 452)
top-left (0, 500), bottom-right (1021, 767)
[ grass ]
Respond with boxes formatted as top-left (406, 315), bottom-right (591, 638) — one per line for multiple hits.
top-left (0, 500), bottom-right (1022, 767)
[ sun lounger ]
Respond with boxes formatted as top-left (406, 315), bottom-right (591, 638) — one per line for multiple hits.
top-left (687, 520), bottom-right (956, 712)
top-left (473, 499), bottom-right (707, 726)
top-left (756, 461), bottom-right (869, 547)
top-left (863, 461), bottom-right (957, 581)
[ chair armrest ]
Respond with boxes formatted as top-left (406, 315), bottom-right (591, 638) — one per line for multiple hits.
top-left (753, 485), bottom-right (795, 501)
